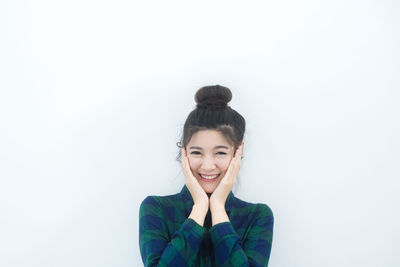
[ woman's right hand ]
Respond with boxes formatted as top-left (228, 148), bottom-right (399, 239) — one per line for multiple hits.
top-left (181, 147), bottom-right (209, 210)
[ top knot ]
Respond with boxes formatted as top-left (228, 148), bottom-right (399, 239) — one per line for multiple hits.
top-left (195, 85), bottom-right (232, 109)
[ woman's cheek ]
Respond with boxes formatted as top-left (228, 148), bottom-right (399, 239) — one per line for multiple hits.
top-left (188, 157), bottom-right (201, 169)
top-left (218, 159), bottom-right (231, 172)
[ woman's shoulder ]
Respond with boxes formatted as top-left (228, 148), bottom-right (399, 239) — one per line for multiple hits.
top-left (233, 195), bottom-right (274, 217)
top-left (140, 191), bottom-right (181, 209)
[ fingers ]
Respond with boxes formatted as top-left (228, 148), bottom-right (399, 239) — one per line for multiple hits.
top-left (181, 148), bottom-right (185, 166)
top-left (224, 144), bottom-right (244, 183)
top-left (235, 143), bottom-right (243, 168)
top-left (235, 143), bottom-right (244, 158)
top-left (182, 147), bottom-right (187, 160)
top-left (181, 147), bottom-right (195, 180)
top-left (181, 148), bottom-right (190, 176)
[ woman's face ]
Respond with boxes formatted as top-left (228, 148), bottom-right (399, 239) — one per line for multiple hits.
top-left (186, 129), bottom-right (235, 194)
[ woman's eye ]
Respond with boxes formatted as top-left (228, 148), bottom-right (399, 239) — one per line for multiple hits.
top-left (190, 151), bottom-right (226, 155)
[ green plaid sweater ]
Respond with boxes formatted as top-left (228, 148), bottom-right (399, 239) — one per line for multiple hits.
top-left (139, 184), bottom-right (274, 266)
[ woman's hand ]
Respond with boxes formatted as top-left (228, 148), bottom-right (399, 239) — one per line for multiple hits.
top-left (210, 142), bottom-right (244, 210)
top-left (181, 147), bottom-right (209, 210)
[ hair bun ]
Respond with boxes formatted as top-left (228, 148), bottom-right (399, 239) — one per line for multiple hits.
top-left (195, 85), bottom-right (232, 109)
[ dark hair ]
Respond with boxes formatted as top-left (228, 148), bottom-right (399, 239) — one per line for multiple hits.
top-left (176, 85), bottom-right (246, 162)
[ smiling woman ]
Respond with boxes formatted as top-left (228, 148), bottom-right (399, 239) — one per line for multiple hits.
top-left (186, 129), bottom-right (235, 196)
top-left (139, 85), bottom-right (274, 266)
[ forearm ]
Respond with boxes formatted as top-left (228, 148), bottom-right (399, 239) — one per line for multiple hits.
top-left (188, 204), bottom-right (208, 226)
top-left (208, 204), bottom-right (274, 266)
top-left (210, 205), bottom-right (229, 226)
top-left (139, 197), bottom-right (207, 266)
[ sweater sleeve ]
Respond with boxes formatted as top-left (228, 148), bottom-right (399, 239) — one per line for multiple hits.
top-left (139, 196), bottom-right (207, 266)
top-left (209, 204), bottom-right (274, 267)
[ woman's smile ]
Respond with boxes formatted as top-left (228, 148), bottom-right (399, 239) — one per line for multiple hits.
top-left (199, 173), bottom-right (221, 182)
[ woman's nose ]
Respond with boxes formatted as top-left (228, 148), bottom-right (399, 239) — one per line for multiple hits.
top-left (201, 156), bottom-right (216, 169)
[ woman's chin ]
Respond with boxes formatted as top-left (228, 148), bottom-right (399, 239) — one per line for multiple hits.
top-left (203, 186), bottom-right (215, 195)
top-left (197, 176), bottom-right (222, 195)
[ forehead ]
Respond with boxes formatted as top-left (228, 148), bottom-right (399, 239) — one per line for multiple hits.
top-left (188, 130), bottom-right (231, 148)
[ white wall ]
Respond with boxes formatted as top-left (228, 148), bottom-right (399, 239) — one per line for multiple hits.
top-left (1, 0), bottom-right (399, 266)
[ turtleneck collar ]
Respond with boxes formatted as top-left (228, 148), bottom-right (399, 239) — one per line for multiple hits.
top-left (179, 184), bottom-right (235, 216)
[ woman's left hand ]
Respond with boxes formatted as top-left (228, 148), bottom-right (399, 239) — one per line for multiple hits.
top-left (210, 142), bottom-right (244, 209)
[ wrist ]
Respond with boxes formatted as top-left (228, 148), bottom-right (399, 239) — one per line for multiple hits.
top-left (194, 203), bottom-right (209, 212)
top-left (210, 202), bottom-right (225, 212)
top-left (210, 205), bottom-right (229, 226)
top-left (189, 204), bottom-right (209, 226)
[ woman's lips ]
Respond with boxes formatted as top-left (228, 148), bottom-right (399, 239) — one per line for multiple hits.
top-left (199, 173), bottom-right (220, 182)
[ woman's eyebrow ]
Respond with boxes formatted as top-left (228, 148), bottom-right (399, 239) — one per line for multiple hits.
top-left (189, 146), bottom-right (229, 150)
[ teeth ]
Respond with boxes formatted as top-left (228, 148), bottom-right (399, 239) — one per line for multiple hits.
top-left (200, 174), bottom-right (219, 179)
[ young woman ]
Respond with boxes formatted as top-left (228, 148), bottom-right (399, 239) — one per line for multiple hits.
top-left (139, 85), bottom-right (274, 266)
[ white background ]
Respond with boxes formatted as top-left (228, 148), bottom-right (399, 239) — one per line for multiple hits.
top-left (1, 0), bottom-right (399, 266)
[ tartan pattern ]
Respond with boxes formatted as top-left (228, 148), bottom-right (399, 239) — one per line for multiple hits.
top-left (139, 184), bottom-right (274, 266)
